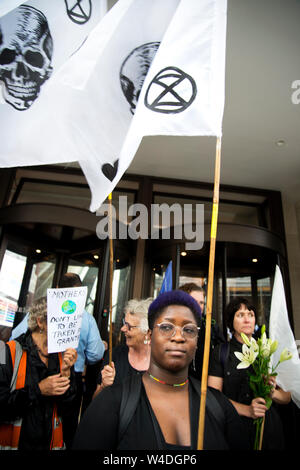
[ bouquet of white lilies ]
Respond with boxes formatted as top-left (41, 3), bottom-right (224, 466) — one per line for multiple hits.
top-left (235, 325), bottom-right (292, 449)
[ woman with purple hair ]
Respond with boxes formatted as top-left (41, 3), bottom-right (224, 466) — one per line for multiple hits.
top-left (73, 290), bottom-right (248, 450)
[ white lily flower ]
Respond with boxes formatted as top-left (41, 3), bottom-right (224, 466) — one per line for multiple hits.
top-left (269, 339), bottom-right (278, 355)
top-left (241, 333), bottom-right (259, 352)
top-left (279, 348), bottom-right (293, 363)
top-left (235, 343), bottom-right (258, 369)
top-left (240, 332), bottom-right (251, 347)
top-left (260, 332), bottom-right (272, 358)
top-left (250, 337), bottom-right (259, 353)
top-left (260, 332), bottom-right (267, 348)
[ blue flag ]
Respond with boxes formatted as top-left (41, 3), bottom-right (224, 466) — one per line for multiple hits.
top-left (159, 261), bottom-right (173, 294)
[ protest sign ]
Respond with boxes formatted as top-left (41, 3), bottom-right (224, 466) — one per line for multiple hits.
top-left (47, 286), bottom-right (87, 353)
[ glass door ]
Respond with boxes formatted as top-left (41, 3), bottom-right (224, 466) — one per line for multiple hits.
top-left (67, 259), bottom-right (99, 315)
top-left (26, 256), bottom-right (56, 310)
top-left (222, 242), bottom-right (276, 331)
top-left (146, 239), bottom-right (277, 336)
top-left (0, 249), bottom-right (26, 328)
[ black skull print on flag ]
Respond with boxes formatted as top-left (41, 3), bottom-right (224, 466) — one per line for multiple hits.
top-left (0, 0), bottom-right (106, 162)
top-left (0, 0), bottom-right (227, 214)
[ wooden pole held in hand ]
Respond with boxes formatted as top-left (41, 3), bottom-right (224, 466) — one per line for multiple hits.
top-left (108, 192), bottom-right (114, 366)
top-left (197, 137), bottom-right (222, 450)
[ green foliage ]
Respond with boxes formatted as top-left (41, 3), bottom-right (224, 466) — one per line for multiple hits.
top-left (235, 326), bottom-right (292, 449)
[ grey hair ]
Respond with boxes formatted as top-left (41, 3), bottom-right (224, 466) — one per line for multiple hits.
top-left (28, 297), bottom-right (48, 332)
top-left (124, 298), bottom-right (153, 333)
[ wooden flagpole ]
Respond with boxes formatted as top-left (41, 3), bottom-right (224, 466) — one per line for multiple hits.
top-left (197, 136), bottom-right (222, 450)
top-left (258, 416), bottom-right (265, 450)
top-left (108, 192), bottom-right (114, 366)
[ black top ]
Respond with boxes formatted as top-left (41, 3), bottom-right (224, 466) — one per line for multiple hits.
top-left (97, 344), bottom-right (145, 385)
top-left (0, 331), bottom-right (77, 450)
top-left (209, 336), bottom-right (253, 404)
top-left (73, 374), bottom-right (249, 450)
top-left (189, 318), bottom-right (225, 381)
top-left (209, 337), bottom-right (286, 449)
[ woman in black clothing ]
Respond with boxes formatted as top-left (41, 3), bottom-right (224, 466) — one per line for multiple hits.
top-left (0, 297), bottom-right (77, 450)
top-left (93, 298), bottom-right (152, 396)
top-left (73, 290), bottom-right (248, 450)
top-left (208, 297), bottom-right (291, 449)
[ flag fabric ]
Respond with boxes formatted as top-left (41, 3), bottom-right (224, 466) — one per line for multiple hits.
top-left (0, 1), bottom-right (24, 18)
top-left (131, 0), bottom-right (227, 138)
top-left (0, 0), bottom-right (107, 166)
top-left (58, 0), bottom-right (227, 211)
top-left (159, 261), bottom-right (173, 295)
top-left (269, 265), bottom-right (300, 408)
top-left (54, 0), bottom-right (182, 211)
top-left (0, 0), bottom-right (228, 213)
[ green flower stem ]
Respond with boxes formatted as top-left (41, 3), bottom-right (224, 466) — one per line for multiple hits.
top-left (235, 324), bottom-right (292, 449)
top-left (254, 419), bottom-right (261, 450)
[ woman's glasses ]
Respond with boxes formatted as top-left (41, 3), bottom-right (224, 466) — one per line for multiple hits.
top-left (122, 318), bottom-right (140, 331)
top-left (155, 322), bottom-right (200, 340)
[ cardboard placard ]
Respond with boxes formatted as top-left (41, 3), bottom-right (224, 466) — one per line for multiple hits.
top-left (47, 286), bottom-right (87, 353)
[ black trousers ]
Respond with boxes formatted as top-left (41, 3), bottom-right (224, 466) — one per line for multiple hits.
top-left (63, 372), bottom-right (84, 449)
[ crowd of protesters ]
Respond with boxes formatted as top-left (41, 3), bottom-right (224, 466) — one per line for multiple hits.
top-left (0, 277), bottom-right (298, 451)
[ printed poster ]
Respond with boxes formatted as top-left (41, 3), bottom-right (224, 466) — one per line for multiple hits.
top-left (0, 295), bottom-right (17, 327)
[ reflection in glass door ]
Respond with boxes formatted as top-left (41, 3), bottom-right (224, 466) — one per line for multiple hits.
top-left (67, 260), bottom-right (99, 315)
top-left (0, 250), bottom-right (26, 327)
top-left (110, 262), bottom-right (131, 345)
top-left (226, 276), bottom-right (252, 300)
top-left (152, 263), bottom-right (168, 298)
top-left (147, 240), bottom-right (276, 336)
top-left (26, 257), bottom-right (56, 310)
top-left (222, 242), bottom-right (275, 332)
top-left (256, 277), bottom-right (272, 326)
top-left (179, 275), bottom-right (206, 291)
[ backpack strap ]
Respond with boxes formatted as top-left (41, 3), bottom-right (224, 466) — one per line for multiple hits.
top-left (6, 340), bottom-right (25, 391)
top-left (189, 376), bottom-right (225, 429)
top-left (0, 340), bottom-right (6, 365)
top-left (219, 342), bottom-right (230, 371)
top-left (205, 388), bottom-right (225, 429)
top-left (118, 373), bottom-right (142, 442)
top-left (118, 373), bottom-right (226, 448)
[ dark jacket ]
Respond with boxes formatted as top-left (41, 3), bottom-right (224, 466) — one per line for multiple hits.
top-left (209, 337), bottom-right (286, 450)
top-left (97, 344), bottom-right (146, 386)
top-left (74, 373), bottom-right (249, 450)
top-left (0, 331), bottom-right (76, 450)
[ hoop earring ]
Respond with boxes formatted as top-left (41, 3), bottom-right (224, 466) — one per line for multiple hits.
top-left (192, 348), bottom-right (197, 371)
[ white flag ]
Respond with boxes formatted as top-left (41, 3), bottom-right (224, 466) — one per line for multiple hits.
top-left (269, 265), bottom-right (300, 408)
top-left (0, 0), bottom-right (227, 213)
top-left (133, 0), bottom-right (227, 137)
top-left (57, 0), bottom-right (227, 211)
top-left (0, 1), bottom-right (24, 18)
top-left (51, 0), bottom-right (182, 212)
top-left (0, 0), bottom-right (106, 166)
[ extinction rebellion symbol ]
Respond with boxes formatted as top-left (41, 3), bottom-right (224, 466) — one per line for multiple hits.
top-left (144, 66), bottom-right (197, 114)
top-left (64, 0), bottom-right (92, 24)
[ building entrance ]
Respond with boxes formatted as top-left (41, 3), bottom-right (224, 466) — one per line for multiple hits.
top-left (147, 238), bottom-right (286, 337)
